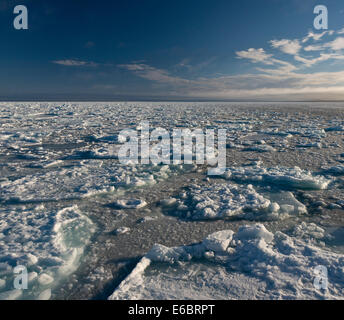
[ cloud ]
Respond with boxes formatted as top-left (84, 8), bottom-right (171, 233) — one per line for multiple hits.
top-left (304, 37), bottom-right (344, 52)
top-left (117, 27), bottom-right (344, 100)
top-left (303, 44), bottom-right (324, 52)
top-left (270, 39), bottom-right (301, 55)
top-left (52, 59), bottom-right (98, 67)
top-left (302, 30), bottom-right (332, 43)
top-left (293, 53), bottom-right (344, 67)
top-left (236, 48), bottom-right (273, 64)
top-left (119, 60), bottom-right (344, 100)
top-left (328, 37), bottom-right (344, 50)
top-left (118, 63), bottom-right (190, 85)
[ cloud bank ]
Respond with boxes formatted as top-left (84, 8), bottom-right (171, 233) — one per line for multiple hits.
top-left (55, 27), bottom-right (344, 100)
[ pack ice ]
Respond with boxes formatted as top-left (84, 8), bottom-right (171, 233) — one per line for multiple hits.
top-left (0, 161), bottom-right (184, 202)
top-left (109, 224), bottom-right (344, 300)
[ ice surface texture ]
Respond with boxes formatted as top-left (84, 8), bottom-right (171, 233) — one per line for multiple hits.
top-left (109, 224), bottom-right (344, 300)
top-left (175, 183), bottom-right (307, 221)
top-left (218, 164), bottom-right (331, 190)
top-left (0, 205), bottom-right (95, 300)
top-left (1, 102), bottom-right (344, 300)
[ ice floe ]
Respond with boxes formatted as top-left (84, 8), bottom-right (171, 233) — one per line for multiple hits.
top-left (216, 164), bottom-right (331, 190)
top-left (109, 224), bottom-right (344, 300)
top-left (174, 183), bottom-right (307, 221)
top-left (0, 205), bottom-right (95, 300)
top-left (113, 199), bottom-right (147, 209)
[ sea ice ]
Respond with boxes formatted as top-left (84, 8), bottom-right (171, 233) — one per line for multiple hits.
top-left (0, 160), bottom-right (184, 202)
top-left (114, 227), bottom-right (131, 235)
top-left (218, 164), bottom-right (331, 190)
top-left (113, 199), bottom-right (147, 209)
top-left (109, 224), bottom-right (344, 300)
top-left (176, 183), bottom-right (307, 221)
top-left (0, 205), bottom-right (95, 300)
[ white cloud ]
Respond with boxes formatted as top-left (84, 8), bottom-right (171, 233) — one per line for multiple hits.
top-left (118, 63), bottom-right (190, 85)
top-left (118, 27), bottom-right (344, 100)
top-left (270, 39), bottom-right (301, 55)
top-left (119, 60), bottom-right (344, 100)
top-left (303, 37), bottom-right (344, 52)
top-left (292, 53), bottom-right (344, 67)
top-left (328, 37), bottom-right (344, 50)
top-left (236, 48), bottom-right (273, 64)
top-left (302, 31), bottom-right (331, 43)
top-left (303, 44), bottom-right (324, 52)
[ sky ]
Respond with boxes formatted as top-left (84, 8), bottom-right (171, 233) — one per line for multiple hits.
top-left (2, 0), bottom-right (344, 101)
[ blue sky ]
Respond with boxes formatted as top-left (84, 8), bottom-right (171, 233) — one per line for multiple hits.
top-left (2, 0), bottom-right (344, 100)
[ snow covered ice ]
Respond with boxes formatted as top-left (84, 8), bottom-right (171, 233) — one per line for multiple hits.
top-left (1, 101), bottom-right (344, 300)
top-left (171, 183), bottom-right (307, 221)
top-left (219, 164), bottom-right (332, 190)
top-left (0, 205), bottom-right (95, 300)
top-left (109, 224), bottom-right (344, 300)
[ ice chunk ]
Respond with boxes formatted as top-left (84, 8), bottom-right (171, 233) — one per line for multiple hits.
top-left (160, 198), bottom-right (177, 207)
top-left (203, 230), bottom-right (234, 252)
top-left (113, 199), bottom-right (147, 209)
top-left (179, 183), bottom-right (307, 221)
top-left (146, 244), bottom-right (190, 264)
top-left (293, 222), bottom-right (325, 241)
top-left (108, 257), bottom-right (151, 300)
top-left (235, 224), bottom-right (274, 243)
top-left (114, 227), bottom-right (130, 235)
top-left (222, 164), bottom-right (331, 190)
top-left (38, 273), bottom-right (54, 286)
top-left (185, 183), bottom-right (271, 220)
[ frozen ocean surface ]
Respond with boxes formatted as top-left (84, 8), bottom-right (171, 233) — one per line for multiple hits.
top-left (109, 224), bottom-right (344, 300)
top-left (0, 102), bottom-right (344, 300)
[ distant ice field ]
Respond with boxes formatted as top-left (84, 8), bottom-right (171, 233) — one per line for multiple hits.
top-left (0, 102), bottom-right (344, 300)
